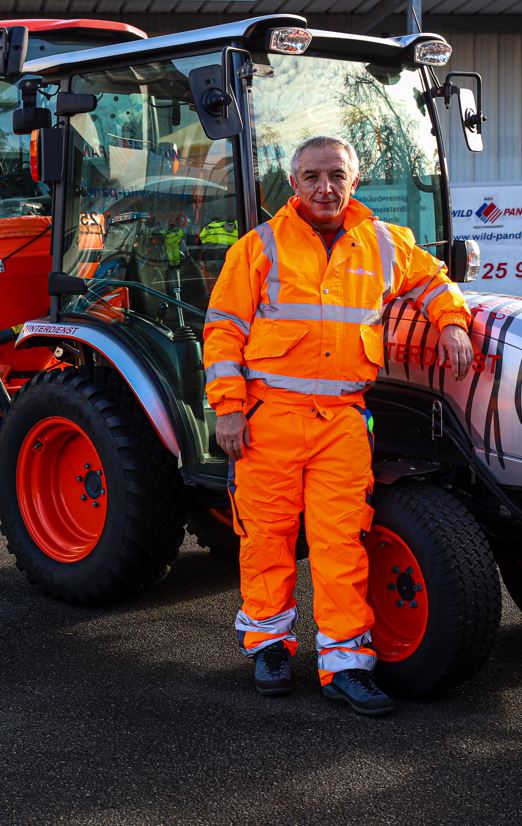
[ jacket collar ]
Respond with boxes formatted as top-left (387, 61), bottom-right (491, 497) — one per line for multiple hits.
top-left (278, 195), bottom-right (374, 233)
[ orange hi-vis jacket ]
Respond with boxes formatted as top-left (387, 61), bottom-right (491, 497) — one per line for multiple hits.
top-left (204, 196), bottom-right (471, 413)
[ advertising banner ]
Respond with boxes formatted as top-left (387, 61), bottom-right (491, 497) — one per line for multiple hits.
top-left (452, 184), bottom-right (522, 296)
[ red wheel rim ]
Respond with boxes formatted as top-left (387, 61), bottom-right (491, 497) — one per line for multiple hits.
top-left (16, 417), bottom-right (108, 562)
top-left (365, 525), bottom-right (428, 662)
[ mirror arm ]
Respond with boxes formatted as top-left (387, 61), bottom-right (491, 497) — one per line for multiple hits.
top-left (220, 46), bottom-right (251, 119)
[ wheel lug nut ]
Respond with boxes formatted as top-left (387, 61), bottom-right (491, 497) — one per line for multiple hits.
top-left (100, 489), bottom-right (105, 495)
top-left (96, 469), bottom-right (102, 476)
top-left (396, 600), bottom-right (404, 608)
top-left (76, 475), bottom-right (83, 482)
top-left (405, 566), bottom-right (414, 575)
top-left (387, 583), bottom-right (396, 591)
top-left (414, 584), bottom-right (423, 592)
top-left (80, 495), bottom-right (87, 501)
top-left (392, 566), bottom-right (400, 574)
top-left (84, 463), bottom-right (90, 469)
top-left (93, 502), bottom-right (99, 508)
top-left (410, 600), bottom-right (418, 609)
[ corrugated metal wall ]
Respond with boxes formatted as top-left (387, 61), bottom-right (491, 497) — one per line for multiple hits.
top-left (436, 32), bottom-right (522, 185)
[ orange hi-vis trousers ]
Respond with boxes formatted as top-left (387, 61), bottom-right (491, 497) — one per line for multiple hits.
top-left (231, 394), bottom-right (377, 686)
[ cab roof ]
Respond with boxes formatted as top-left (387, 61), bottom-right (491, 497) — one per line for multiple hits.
top-left (22, 14), bottom-right (447, 79)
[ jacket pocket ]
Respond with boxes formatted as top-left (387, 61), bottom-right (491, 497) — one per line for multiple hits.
top-left (360, 324), bottom-right (384, 367)
top-left (243, 322), bottom-right (310, 360)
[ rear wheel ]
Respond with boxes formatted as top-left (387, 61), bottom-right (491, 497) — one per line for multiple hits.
top-left (365, 483), bottom-right (501, 697)
top-left (0, 367), bottom-right (186, 604)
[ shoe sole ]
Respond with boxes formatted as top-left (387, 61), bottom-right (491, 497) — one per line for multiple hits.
top-left (255, 683), bottom-right (292, 696)
top-left (322, 683), bottom-right (395, 717)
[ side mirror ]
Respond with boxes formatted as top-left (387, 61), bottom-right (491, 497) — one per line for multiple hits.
top-left (457, 87), bottom-right (484, 152)
top-left (56, 92), bottom-right (97, 117)
top-left (13, 76), bottom-right (53, 135)
top-left (441, 71), bottom-right (486, 153)
top-left (189, 62), bottom-right (243, 140)
top-left (13, 106), bottom-right (51, 134)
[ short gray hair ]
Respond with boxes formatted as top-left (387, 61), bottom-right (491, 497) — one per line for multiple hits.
top-left (290, 136), bottom-right (359, 179)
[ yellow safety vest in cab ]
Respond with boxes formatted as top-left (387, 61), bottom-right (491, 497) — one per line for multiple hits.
top-left (198, 220), bottom-right (239, 296)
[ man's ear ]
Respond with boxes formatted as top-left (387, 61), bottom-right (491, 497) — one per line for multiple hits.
top-left (351, 172), bottom-right (360, 194)
top-left (290, 174), bottom-right (299, 196)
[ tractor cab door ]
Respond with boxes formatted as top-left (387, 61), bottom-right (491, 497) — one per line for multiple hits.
top-left (58, 54), bottom-right (243, 481)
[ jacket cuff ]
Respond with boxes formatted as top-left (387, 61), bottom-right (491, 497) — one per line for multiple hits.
top-left (437, 313), bottom-right (469, 332)
top-left (214, 399), bottom-right (244, 416)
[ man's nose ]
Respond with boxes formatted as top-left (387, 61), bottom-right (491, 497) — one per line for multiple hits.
top-left (316, 173), bottom-right (333, 193)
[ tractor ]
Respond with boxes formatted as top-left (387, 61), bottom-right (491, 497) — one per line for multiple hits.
top-left (0, 15), bottom-right (520, 698)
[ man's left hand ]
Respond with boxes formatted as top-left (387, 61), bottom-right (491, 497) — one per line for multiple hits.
top-left (438, 324), bottom-right (473, 381)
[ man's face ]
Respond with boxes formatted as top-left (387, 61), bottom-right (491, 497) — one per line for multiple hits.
top-left (290, 144), bottom-right (359, 230)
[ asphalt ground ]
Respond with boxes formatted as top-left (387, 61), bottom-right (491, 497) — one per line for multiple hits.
top-left (0, 532), bottom-right (520, 826)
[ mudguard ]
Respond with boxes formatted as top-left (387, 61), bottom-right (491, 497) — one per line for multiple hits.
top-left (15, 318), bottom-right (180, 455)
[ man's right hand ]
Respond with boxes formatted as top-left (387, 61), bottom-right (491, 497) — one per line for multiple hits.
top-left (216, 411), bottom-right (250, 459)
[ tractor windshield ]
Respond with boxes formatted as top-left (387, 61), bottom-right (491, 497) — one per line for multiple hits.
top-left (250, 53), bottom-right (444, 251)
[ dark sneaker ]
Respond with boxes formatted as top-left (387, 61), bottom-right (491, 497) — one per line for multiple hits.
top-left (254, 642), bottom-right (292, 696)
top-left (322, 669), bottom-right (395, 716)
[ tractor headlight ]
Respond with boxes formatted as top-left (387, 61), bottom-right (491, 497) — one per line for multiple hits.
top-left (414, 40), bottom-right (452, 66)
top-left (268, 28), bottom-right (312, 54)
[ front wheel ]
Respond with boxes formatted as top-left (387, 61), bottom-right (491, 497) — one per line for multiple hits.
top-left (365, 483), bottom-right (501, 697)
top-left (0, 367), bottom-right (186, 604)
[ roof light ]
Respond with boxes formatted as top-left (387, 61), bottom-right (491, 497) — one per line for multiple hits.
top-left (268, 28), bottom-right (312, 55)
top-left (414, 40), bottom-right (452, 66)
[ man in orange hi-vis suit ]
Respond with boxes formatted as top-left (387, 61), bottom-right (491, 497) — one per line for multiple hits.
top-left (203, 136), bottom-right (473, 716)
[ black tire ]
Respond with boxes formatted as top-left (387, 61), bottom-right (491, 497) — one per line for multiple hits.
top-left (367, 482), bottom-right (501, 698)
top-left (0, 367), bottom-right (186, 604)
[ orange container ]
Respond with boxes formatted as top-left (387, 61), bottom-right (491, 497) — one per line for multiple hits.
top-left (0, 215), bottom-right (55, 377)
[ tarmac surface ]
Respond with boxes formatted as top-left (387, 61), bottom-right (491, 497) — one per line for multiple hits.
top-left (0, 532), bottom-right (520, 826)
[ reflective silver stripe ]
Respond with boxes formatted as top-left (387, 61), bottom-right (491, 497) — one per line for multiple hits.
top-left (316, 630), bottom-right (372, 650)
top-left (243, 369), bottom-right (372, 395)
top-left (255, 222), bottom-right (280, 304)
top-left (236, 606), bottom-right (298, 656)
top-left (374, 220), bottom-right (396, 299)
top-left (205, 307), bottom-right (251, 336)
top-left (420, 281), bottom-right (461, 318)
top-left (318, 649), bottom-right (376, 672)
top-left (403, 274), bottom-right (439, 304)
top-left (316, 630), bottom-right (376, 673)
top-left (205, 360), bottom-right (243, 383)
top-left (256, 303), bottom-right (381, 325)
